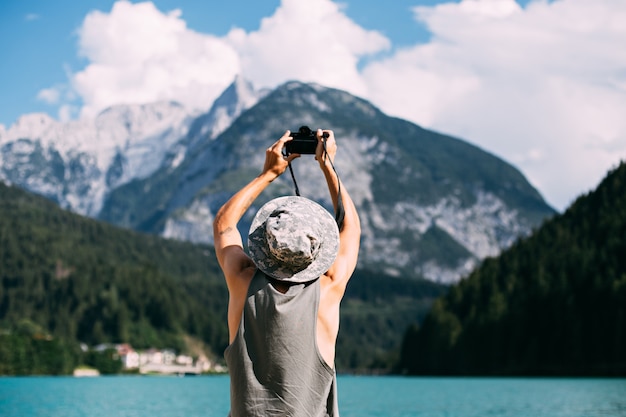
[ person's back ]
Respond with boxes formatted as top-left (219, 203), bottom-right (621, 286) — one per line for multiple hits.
top-left (213, 129), bottom-right (360, 416)
top-left (225, 271), bottom-right (338, 416)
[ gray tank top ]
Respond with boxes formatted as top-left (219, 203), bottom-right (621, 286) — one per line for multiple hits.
top-left (224, 270), bottom-right (339, 417)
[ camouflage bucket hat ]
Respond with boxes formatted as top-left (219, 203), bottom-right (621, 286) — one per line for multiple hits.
top-left (248, 196), bottom-right (340, 283)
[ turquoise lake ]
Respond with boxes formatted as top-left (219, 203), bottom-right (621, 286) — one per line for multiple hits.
top-left (1, 375), bottom-right (624, 416)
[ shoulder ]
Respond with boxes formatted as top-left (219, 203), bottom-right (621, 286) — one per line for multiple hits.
top-left (319, 274), bottom-right (346, 299)
top-left (325, 246), bottom-right (358, 287)
top-left (219, 246), bottom-right (256, 286)
top-left (221, 245), bottom-right (252, 265)
top-left (226, 263), bottom-right (257, 299)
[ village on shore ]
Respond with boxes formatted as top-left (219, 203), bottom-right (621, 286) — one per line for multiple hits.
top-left (73, 343), bottom-right (227, 377)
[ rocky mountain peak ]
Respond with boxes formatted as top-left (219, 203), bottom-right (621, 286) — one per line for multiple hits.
top-left (0, 79), bottom-right (555, 283)
top-left (1, 113), bottom-right (58, 144)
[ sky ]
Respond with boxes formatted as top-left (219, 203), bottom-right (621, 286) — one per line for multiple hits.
top-left (0, 0), bottom-right (625, 212)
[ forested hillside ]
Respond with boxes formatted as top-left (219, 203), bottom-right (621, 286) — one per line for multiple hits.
top-left (0, 182), bottom-right (447, 374)
top-left (0, 181), bottom-right (229, 374)
top-left (398, 162), bottom-right (626, 376)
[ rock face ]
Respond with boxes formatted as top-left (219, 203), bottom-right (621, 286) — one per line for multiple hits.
top-left (0, 79), bottom-right (554, 283)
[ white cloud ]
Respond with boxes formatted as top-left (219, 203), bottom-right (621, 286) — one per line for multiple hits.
top-left (58, 105), bottom-right (77, 123)
top-left (62, 0), bottom-right (389, 118)
top-left (48, 0), bottom-right (626, 211)
top-left (361, 0), bottom-right (626, 210)
top-left (37, 88), bottom-right (60, 104)
top-left (71, 0), bottom-right (240, 118)
top-left (225, 0), bottom-right (390, 97)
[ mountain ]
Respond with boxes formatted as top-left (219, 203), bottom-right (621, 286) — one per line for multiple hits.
top-left (100, 81), bottom-right (556, 282)
top-left (0, 101), bottom-right (191, 216)
top-left (0, 79), bottom-right (555, 282)
top-left (398, 162), bottom-right (626, 376)
top-left (0, 181), bottom-right (446, 373)
top-left (0, 77), bottom-right (262, 218)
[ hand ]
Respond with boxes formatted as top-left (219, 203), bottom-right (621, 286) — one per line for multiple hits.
top-left (315, 129), bottom-right (336, 166)
top-left (262, 131), bottom-right (300, 180)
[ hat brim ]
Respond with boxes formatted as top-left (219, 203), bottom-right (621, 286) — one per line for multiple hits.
top-left (248, 196), bottom-right (339, 283)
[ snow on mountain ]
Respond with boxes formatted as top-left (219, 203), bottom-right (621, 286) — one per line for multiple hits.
top-left (0, 102), bottom-right (194, 216)
top-left (208, 75), bottom-right (265, 138)
top-left (0, 79), bottom-right (555, 283)
top-left (144, 81), bottom-right (555, 283)
top-left (0, 78), bottom-right (262, 217)
top-left (94, 101), bottom-right (195, 184)
top-left (183, 76), bottom-right (267, 152)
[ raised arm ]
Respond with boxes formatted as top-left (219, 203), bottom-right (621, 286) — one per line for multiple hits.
top-left (314, 129), bottom-right (361, 367)
top-left (315, 129), bottom-right (361, 288)
top-left (214, 131), bottom-right (299, 342)
top-left (213, 131), bottom-right (299, 284)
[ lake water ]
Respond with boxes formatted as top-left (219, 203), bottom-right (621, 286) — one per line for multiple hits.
top-left (0, 375), bottom-right (624, 417)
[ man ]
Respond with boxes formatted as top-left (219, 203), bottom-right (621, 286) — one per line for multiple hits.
top-left (213, 128), bottom-right (361, 416)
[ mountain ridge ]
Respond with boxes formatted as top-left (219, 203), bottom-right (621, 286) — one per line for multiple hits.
top-left (0, 79), bottom-right (555, 283)
top-left (398, 161), bottom-right (626, 375)
top-left (144, 80), bottom-right (554, 281)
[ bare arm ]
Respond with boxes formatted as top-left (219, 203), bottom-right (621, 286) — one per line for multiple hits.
top-left (315, 129), bottom-right (361, 289)
top-left (315, 129), bottom-right (361, 367)
top-left (213, 131), bottom-right (298, 341)
top-left (213, 131), bottom-right (298, 275)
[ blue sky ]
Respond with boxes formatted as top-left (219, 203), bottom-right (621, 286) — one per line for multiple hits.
top-left (1, 0), bottom-right (438, 126)
top-left (0, 0), bottom-right (625, 212)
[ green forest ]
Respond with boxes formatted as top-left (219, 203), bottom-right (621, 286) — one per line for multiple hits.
top-left (0, 181), bottom-right (445, 375)
top-left (5, 160), bottom-right (623, 377)
top-left (0, 181), bottom-right (229, 374)
top-left (398, 162), bottom-right (626, 376)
